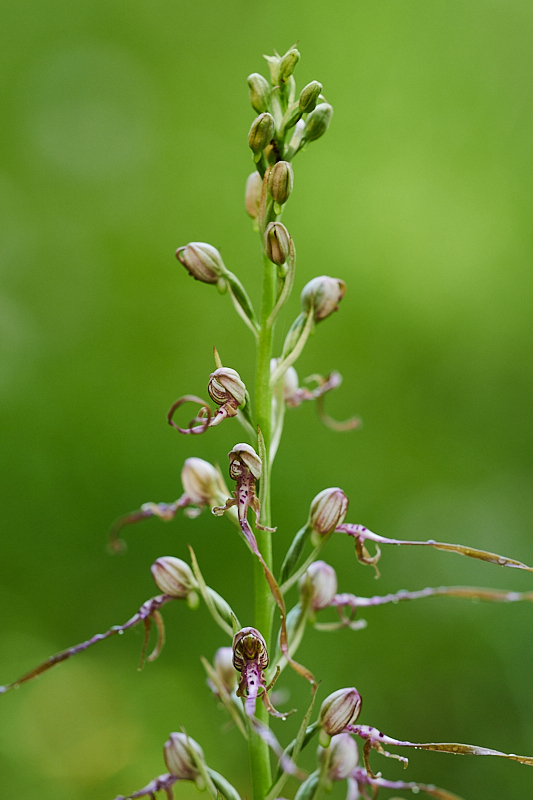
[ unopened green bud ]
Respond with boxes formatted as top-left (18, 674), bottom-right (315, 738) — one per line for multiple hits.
top-left (247, 73), bottom-right (270, 113)
top-left (300, 276), bottom-right (346, 322)
top-left (319, 688), bottom-right (362, 743)
top-left (268, 161), bottom-right (294, 205)
top-left (229, 443), bottom-right (262, 480)
top-left (245, 171), bottom-right (263, 219)
top-left (303, 103), bottom-right (333, 142)
top-left (214, 646), bottom-right (237, 693)
top-left (164, 732), bottom-right (205, 782)
top-left (264, 221), bottom-right (291, 266)
top-left (299, 81), bottom-right (323, 114)
top-left (176, 242), bottom-right (226, 285)
top-left (318, 733), bottom-right (359, 780)
top-left (279, 48), bottom-right (300, 82)
top-left (309, 488), bottom-right (348, 535)
top-left (208, 367), bottom-right (246, 407)
top-left (299, 560), bottom-right (338, 611)
top-left (248, 113), bottom-right (275, 154)
top-left (151, 557), bottom-right (197, 600)
top-left (181, 457), bottom-right (223, 507)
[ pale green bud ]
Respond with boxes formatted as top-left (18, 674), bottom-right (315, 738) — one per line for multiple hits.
top-left (248, 113), bottom-right (275, 154)
top-left (279, 48), bottom-right (300, 82)
top-left (151, 557), bottom-right (197, 599)
top-left (245, 171), bottom-right (263, 219)
top-left (299, 560), bottom-right (338, 611)
top-left (309, 488), bottom-right (349, 535)
top-left (208, 367), bottom-right (246, 407)
top-left (247, 73), bottom-right (271, 113)
top-left (176, 242), bottom-right (225, 284)
top-left (181, 458), bottom-right (223, 507)
top-left (229, 443), bottom-right (262, 480)
top-left (319, 688), bottom-right (362, 742)
top-left (299, 81), bottom-right (323, 114)
top-left (318, 733), bottom-right (359, 780)
top-left (164, 732), bottom-right (205, 781)
top-left (300, 276), bottom-right (346, 322)
top-left (283, 365), bottom-right (299, 401)
top-left (264, 221), bottom-right (291, 266)
top-left (268, 161), bottom-right (294, 206)
top-left (264, 53), bottom-right (281, 85)
top-left (214, 646), bottom-right (237, 693)
top-left (303, 103), bottom-right (333, 142)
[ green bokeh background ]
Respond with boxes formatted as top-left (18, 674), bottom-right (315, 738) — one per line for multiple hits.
top-left (1, 2), bottom-right (532, 798)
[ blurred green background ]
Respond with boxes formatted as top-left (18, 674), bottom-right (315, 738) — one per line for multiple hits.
top-left (1, 1), bottom-right (532, 798)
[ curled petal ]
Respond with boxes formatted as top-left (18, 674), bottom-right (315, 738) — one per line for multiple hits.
top-left (167, 395), bottom-right (213, 434)
top-left (330, 586), bottom-right (533, 610)
top-left (0, 595), bottom-right (174, 695)
top-left (337, 523), bottom-right (533, 575)
top-left (109, 501), bottom-right (186, 553)
top-left (348, 724), bottom-right (533, 767)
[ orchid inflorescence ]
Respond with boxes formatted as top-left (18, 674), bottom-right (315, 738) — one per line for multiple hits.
top-left (3, 45), bottom-right (533, 800)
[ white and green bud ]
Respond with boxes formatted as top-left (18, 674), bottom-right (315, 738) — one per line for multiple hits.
top-left (247, 73), bottom-right (271, 113)
top-left (318, 733), bottom-right (359, 780)
top-left (248, 113), bottom-right (275, 154)
top-left (181, 457), bottom-right (224, 507)
top-left (176, 242), bottom-right (226, 288)
top-left (299, 560), bottom-right (338, 611)
top-left (300, 276), bottom-right (346, 322)
top-left (318, 688), bottom-right (362, 745)
top-left (283, 365), bottom-right (299, 401)
top-left (164, 732), bottom-right (205, 785)
top-left (151, 557), bottom-right (198, 602)
top-left (264, 221), bottom-right (291, 266)
top-left (303, 103), bottom-right (333, 142)
top-left (208, 367), bottom-right (246, 407)
top-left (309, 487), bottom-right (349, 536)
top-left (214, 646), bottom-right (237, 693)
top-left (279, 47), bottom-right (300, 82)
top-left (245, 171), bottom-right (263, 219)
top-left (299, 81), bottom-right (323, 114)
top-left (268, 161), bottom-right (294, 206)
top-left (228, 442), bottom-right (262, 480)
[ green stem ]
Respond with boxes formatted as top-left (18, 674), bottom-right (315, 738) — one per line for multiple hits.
top-left (248, 251), bottom-right (277, 800)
